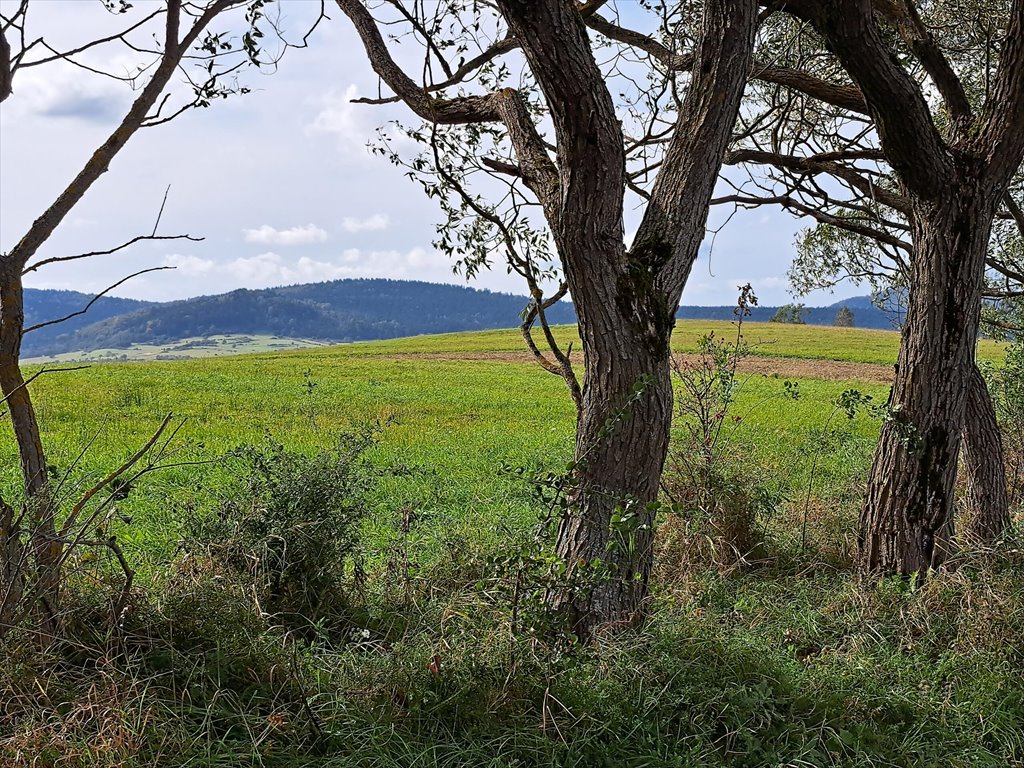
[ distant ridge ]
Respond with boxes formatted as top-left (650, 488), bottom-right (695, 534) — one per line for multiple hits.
top-left (23, 289), bottom-right (154, 356)
top-left (675, 296), bottom-right (900, 328)
top-left (21, 279), bottom-right (896, 358)
top-left (21, 279), bottom-right (575, 357)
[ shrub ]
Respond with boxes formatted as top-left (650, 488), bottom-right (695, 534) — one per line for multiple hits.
top-left (660, 286), bottom-right (781, 572)
top-left (989, 340), bottom-right (1024, 513)
top-left (184, 426), bottom-right (381, 633)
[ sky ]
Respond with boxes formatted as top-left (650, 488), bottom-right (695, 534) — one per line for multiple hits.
top-left (0, 0), bottom-right (864, 307)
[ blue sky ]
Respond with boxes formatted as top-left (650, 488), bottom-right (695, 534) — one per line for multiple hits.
top-left (0, 0), bottom-right (863, 307)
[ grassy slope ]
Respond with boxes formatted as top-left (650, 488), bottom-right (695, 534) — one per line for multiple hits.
top-left (1, 323), bottom-right (1021, 767)
top-left (24, 319), bottom-right (1010, 365)
top-left (348, 320), bottom-right (1007, 365)
top-left (4, 322), bottom-right (894, 563)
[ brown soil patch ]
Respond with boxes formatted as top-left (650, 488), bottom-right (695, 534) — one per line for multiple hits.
top-left (379, 350), bottom-right (895, 383)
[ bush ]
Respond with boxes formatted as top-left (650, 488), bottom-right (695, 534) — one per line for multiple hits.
top-left (184, 427), bottom-right (381, 633)
top-left (660, 286), bottom-right (780, 572)
top-left (991, 341), bottom-right (1024, 513)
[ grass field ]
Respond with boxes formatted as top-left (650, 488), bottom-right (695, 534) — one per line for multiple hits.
top-left (24, 319), bottom-right (1011, 365)
top-left (4, 321), bottom-right (896, 564)
top-left (1, 321), bottom-right (1022, 767)
top-left (23, 333), bottom-right (329, 363)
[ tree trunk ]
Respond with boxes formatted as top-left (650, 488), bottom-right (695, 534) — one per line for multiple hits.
top-left (859, 178), bottom-right (996, 575)
top-left (0, 494), bottom-right (26, 632)
top-left (553, 280), bottom-right (674, 639)
top-left (0, 262), bottom-right (58, 637)
top-left (962, 363), bottom-right (1011, 545)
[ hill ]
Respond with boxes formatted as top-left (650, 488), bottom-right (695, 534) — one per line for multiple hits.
top-left (21, 278), bottom-right (897, 358)
top-left (21, 279), bottom-right (577, 357)
top-left (22, 289), bottom-right (153, 356)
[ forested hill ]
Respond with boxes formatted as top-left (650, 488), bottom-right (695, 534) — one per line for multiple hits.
top-left (21, 279), bottom-right (896, 357)
top-left (23, 289), bottom-right (154, 357)
top-left (21, 279), bottom-right (577, 357)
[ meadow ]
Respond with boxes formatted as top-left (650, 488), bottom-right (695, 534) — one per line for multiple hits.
top-left (1, 320), bottom-right (1021, 767)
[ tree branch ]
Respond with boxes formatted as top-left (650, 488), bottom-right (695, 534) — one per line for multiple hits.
top-left (23, 233), bottom-right (201, 275)
top-left (3, 0), bottom-right (238, 271)
top-left (631, 0), bottom-right (759, 299)
top-left (783, 0), bottom-right (952, 199)
top-left (335, 0), bottom-right (501, 124)
top-left (24, 266), bottom-right (173, 334)
top-left (976, 0), bottom-right (1024, 189)
top-left (586, 12), bottom-right (869, 114)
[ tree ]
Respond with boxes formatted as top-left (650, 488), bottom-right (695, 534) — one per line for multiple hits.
top-left (719, 0), bottom-right (1024, 572)
top-left (0, 0), bottom-right (317, 640)
top-left (769, 303), bottom-right (806, 324)
top-left (334, 0), bottom-right (768, 636)
top-left (834, 307), bottom-right (854, 327)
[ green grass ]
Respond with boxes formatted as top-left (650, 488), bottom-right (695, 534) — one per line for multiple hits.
top-left (26, 320), bottom-right (1008, 365)
top-left (3, 324), bottom-right (889, 568)
top-left (322, 320), bottom-right (1006, 366)
top-left (23, 333), bottom-right (329, 363)
top-left (1, 323), bottom-right (1021, 768)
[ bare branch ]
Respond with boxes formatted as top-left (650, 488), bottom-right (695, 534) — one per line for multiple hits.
top-left (59, 413), bottom-right (174, 539)
top-left (877, 0), bottom-right (972, 128)
top-left (24, 266), bottom-right (174, 334)
top-left (711, 191), bottom-right (913, 252)
top-left (783, 0), bottom-right (953, 199)
top-left (585, 12), bottom-right (869, 114)
top-left (632, 0), bottom-right (759, 299)
top-left (976, 0), bottom-right (1024, 189)
top-left (4, 0), bottom-right (237, 271)
top-left (724, 147), bottom-right (910, 214)
top-left (15, 9), bottom-right (163, 72)
top-left (23, 234), bottom-right (202, 275)
top-left (335, 0), bottom-right (501, 124)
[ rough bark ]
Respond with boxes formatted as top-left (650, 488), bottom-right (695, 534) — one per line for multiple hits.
top-left (338, 0), bottom-right (758, 636)
top-left (501, 0), bottom-right (757, 636)
top-left (555, 310), bottom-right (673, 633)
top-left (0, 261), bottom-right (58, 636)
top-left (962, 364), bottom-right (1011, 545)
top-left (859, 180), bottom-right (997, 574)
top-left (782, 0), bottom-right (1024, 577)
top-left (0, 24), bottom-right (12, 103)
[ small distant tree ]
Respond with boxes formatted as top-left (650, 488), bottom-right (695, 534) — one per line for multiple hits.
top-left (834, 306), bottom-right (855, 327)
top-left (770, 303), bottom-right (806, 324)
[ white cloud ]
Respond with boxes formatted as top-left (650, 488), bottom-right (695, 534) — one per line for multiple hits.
top-left (306, 84), bottom-right (417, 159)
top-left (341, 213), bottom-right (389, 233)
top-left (7, 64), bottom-right (129, 123)
top-left (165, 254), bottom-right (216, 274)
top-left (306, 85), bottom-right (376, 156)
top-left (748, 276), bottom-right (790, 291)
top-left (242, 224), bottom-right (328, 246)
top-left (163, 248), bottom-right (454, 289)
